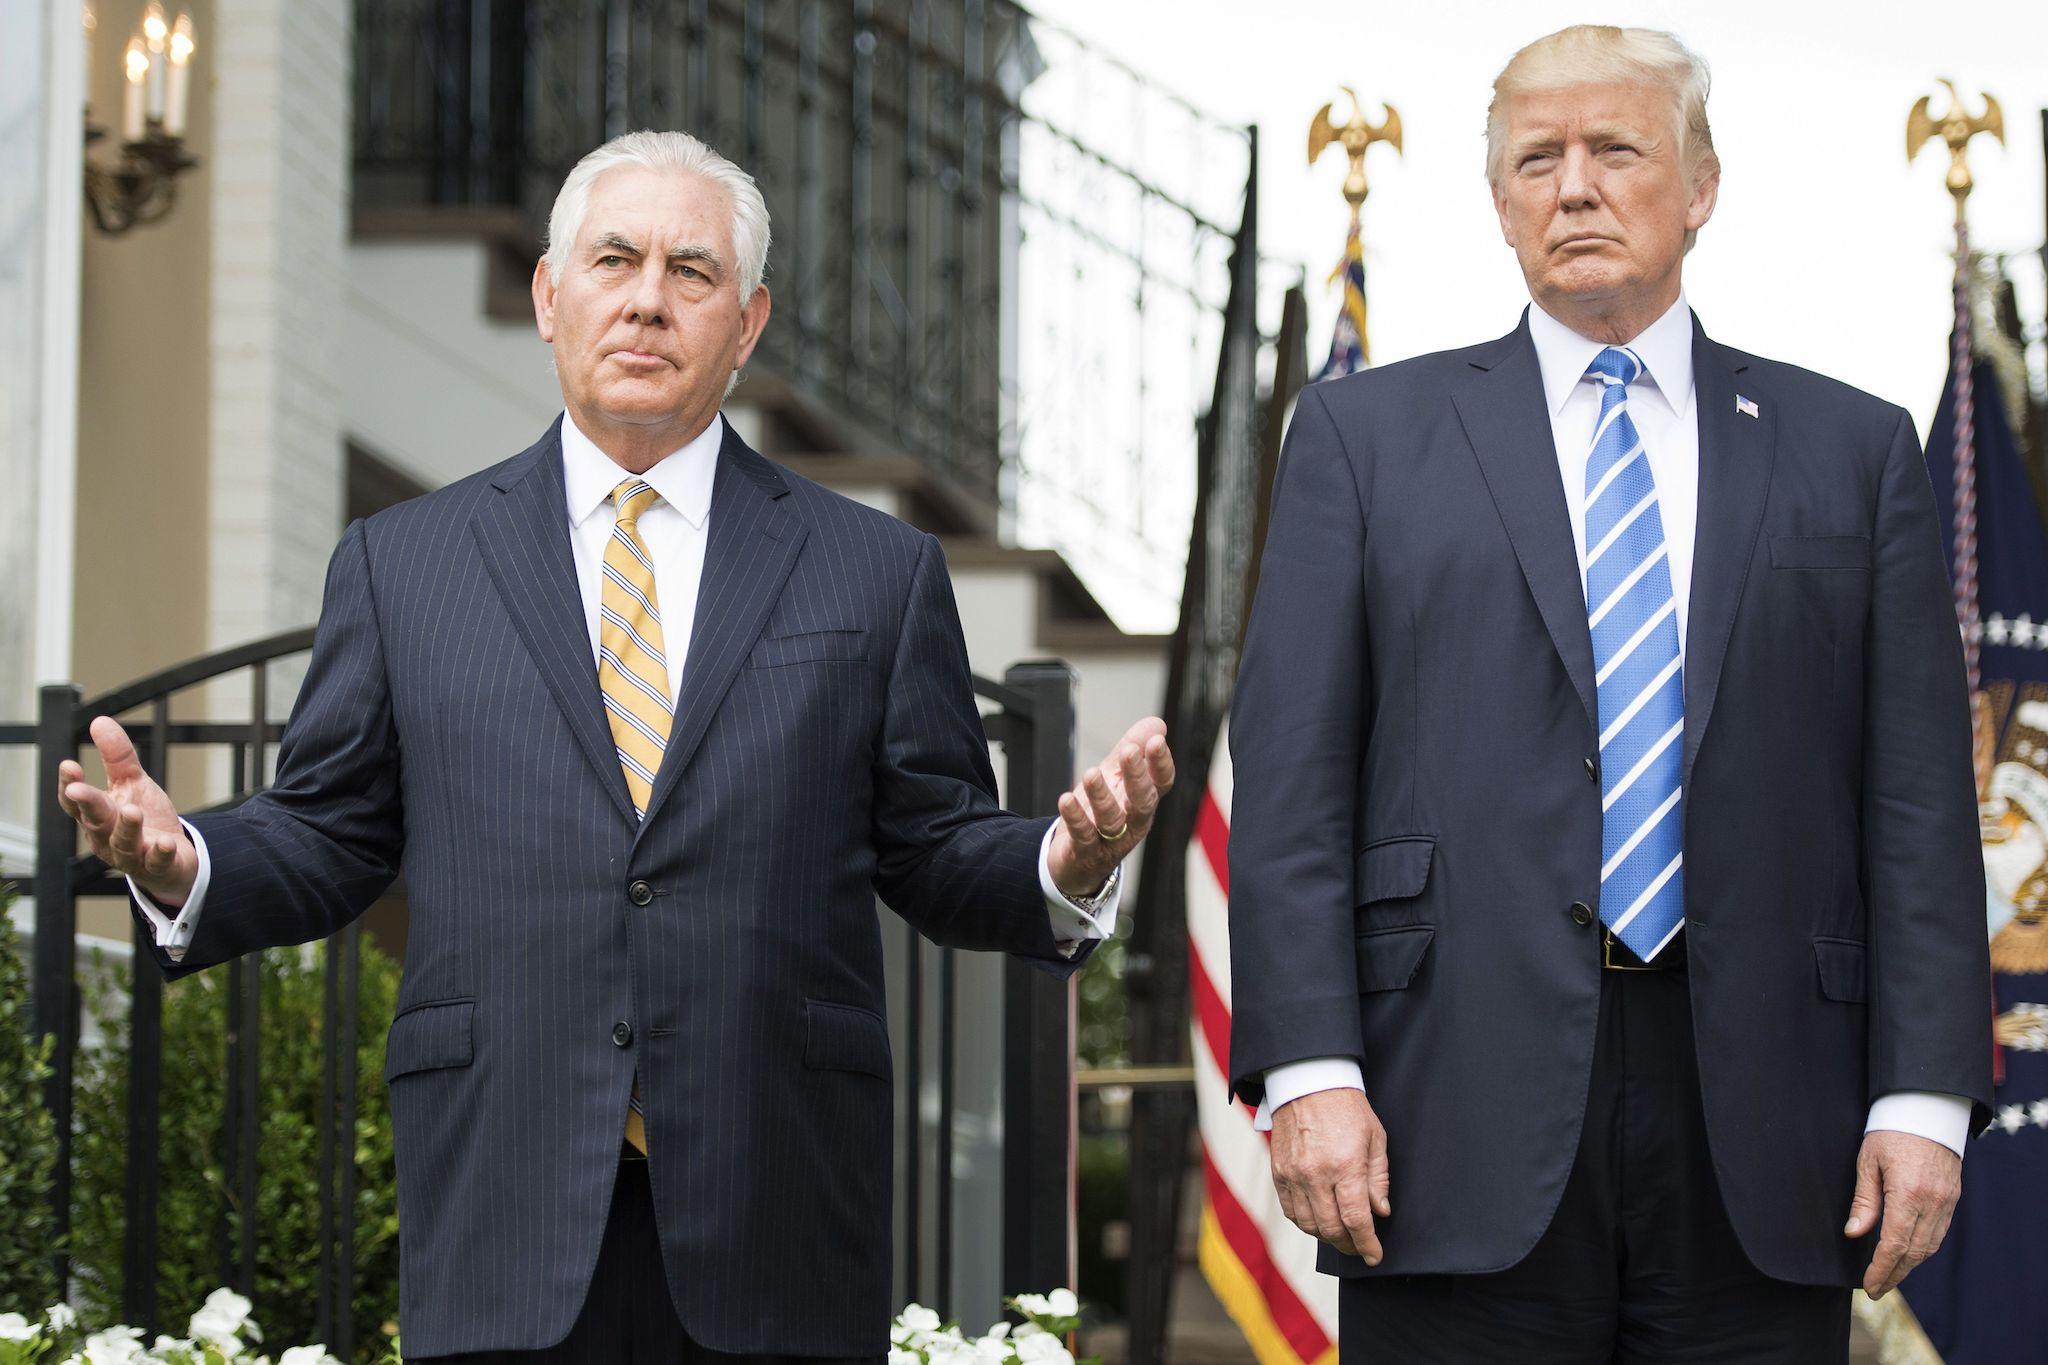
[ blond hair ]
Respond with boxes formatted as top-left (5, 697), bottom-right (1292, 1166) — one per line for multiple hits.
top-left (1487, 26), bottom-right (1719, 241)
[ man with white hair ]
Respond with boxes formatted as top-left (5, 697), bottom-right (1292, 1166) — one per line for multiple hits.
top-left (1228, 25), bottom-right (1990, 1360)
top-left (58, 130), bottom-right (1174, 1361)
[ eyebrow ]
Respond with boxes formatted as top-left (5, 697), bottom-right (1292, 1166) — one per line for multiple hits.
top-left (589, 233), bottom-right (728, 275)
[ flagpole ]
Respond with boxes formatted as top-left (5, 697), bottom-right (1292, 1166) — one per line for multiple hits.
top-left (1909, 80), bottom-right (2005, 787)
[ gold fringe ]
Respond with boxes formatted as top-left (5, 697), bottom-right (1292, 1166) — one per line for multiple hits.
top-left (1990, 916), bottom-right (2048, 976)
top-left (1852, 1289), bottom-right (1946, 1365)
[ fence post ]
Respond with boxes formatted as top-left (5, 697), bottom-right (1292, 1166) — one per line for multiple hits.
top-left (1000, 661), bottom-right (1078, 1299)
top-left (30, 683), bottom-right (81, 1288)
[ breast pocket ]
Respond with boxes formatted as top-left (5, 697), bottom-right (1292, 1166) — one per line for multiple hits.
top-left (747, 628), bottom-right (868, 668)
top-left (1771, 534), bottom-right (1871, 571)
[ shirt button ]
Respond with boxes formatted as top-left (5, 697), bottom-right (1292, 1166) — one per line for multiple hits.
top-left (1569, 901), bottom-right (1595, 926)
top-left (613, 1021), bottom-right (633, 1047)
top-left (1584, 756), bottom-right (1599, 783)
top-left (628, 880), bottom-right (654, 907)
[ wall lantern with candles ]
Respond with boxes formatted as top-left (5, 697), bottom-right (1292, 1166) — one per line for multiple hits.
top-left (81, 2), bottom-right (200, 235)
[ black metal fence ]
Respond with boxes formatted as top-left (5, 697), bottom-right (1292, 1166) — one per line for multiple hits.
top-left (353, 0), bottom-right (1026, 509)
top-left (349, 0), bottom-right (1270, 633)
top-left (2, 637), bottom-right (1077, 1345)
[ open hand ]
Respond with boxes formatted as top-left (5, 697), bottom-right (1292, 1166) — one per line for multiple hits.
top-left (1845, 1129), bottom-right (1962, 1299)
top-left (1045, 717), bottom-right (1174, 898)
top-left (55, 716), bottom-right (199, 908)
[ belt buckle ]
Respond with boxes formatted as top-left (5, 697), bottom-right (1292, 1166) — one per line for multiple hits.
top-left (1601, 928), bottom-right (1656, 972)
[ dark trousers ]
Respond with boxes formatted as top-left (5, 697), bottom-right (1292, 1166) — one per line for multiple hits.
top-left (1340, 955), bottom-right (1850, 1363)
top-left (413, 1153), bottom-right (882, 1365)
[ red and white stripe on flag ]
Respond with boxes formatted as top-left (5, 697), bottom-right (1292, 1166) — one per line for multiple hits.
top-left (1188, 719), bottom-right (1341, 1363)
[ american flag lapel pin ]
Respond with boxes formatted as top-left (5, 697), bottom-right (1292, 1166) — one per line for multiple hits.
top-left (1735, 394), bottom-right (1759, 419)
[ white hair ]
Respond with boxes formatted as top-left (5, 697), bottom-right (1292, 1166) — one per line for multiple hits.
top-left (1486, 26), bottom-right (1719, 249)
top-left (544, 129), bottom-right (771, 303)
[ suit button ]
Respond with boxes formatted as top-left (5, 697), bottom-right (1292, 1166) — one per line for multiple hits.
top-left (1569, 901), bottom-right (1595, 926)
top-left (613, 1021), bottom-right (633, 1047)
top-left (1584, 756), bottom-right (1599, 783)
top-left (628, 880), bottom-right (654, 907)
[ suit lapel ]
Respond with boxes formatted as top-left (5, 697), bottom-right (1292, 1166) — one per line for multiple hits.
top-left (633, 424), bottom-right (808, 839)
top-left (1453, 319), bottom-right (1598, 729)
top-left (1683, 322), bottom-right (1776, 787)
top-left (470, 418), bottom-right (640, 827)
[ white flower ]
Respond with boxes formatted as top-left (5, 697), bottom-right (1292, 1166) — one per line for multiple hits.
top-left (278, 1348), bottom-right (338, 1365)
top-left (79, 1326), bottom-right (145, 1364)
top-left (1011, 1323), bottom-right (1046, 1340)
top-left (981, 1322), bottom-right (1011, 1341)
top-left (46, 1303), bottom-right (78, 1333)
top-left (897, 1305), bottom-right (942, 1334)
top-left (888, 1351), bottom-right (921, 1365)
top-left (151, 1336), bottom-right (195, 1355)
top-left (1013, 1333), bottom-right (1072, 1365)
top-left (1010, 1294), bottom-right (1051, 1317)
top-left (0, 1313), bottom-right (37, 1341)
top-left (1045, 1288), bottom-right (1078, 1318)
top-left (191, 1288), bottom-right (259, 1344)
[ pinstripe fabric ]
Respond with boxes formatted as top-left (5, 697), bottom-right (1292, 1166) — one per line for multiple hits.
top-left (598, 478), bottom-right (670, 1155)
top-left (141, 417), bottom-right (1092, 1358)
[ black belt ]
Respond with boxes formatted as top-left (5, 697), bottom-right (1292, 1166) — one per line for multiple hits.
top-left (1601, 926), bottom-right (1687, 972)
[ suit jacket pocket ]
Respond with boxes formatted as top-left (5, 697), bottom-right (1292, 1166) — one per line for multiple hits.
top-left (1813, 937), bottom-right (1868, 1003)
top-left (1355, 836), bottom-right (1434, 905)
top-left (1771, 534), bottom-right (1871, 571)
top-left (803, 999), bottom-right (892, 1080)
top-left (1355, 926), bottom-right (1435, 993)
top-left (748, 628), bottom-right (868, 668)
top-left (384, 998), bottom-right (475, 1082)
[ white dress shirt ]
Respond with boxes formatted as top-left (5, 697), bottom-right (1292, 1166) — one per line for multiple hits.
top-left (1257, 297), bottom-right (1970, 1158)
top-left (134, 409), bottom-right (1119, 961)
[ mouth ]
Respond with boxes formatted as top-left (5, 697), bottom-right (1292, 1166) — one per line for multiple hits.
top-left (1555, 235), bottom-right (1617, 251)
top-left (609, 348), bottom-right (670, 367)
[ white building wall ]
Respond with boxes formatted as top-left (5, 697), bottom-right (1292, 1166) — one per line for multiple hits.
top-left (208, 0), bottom-right (352, 651)
top-left (342, 240), bottom-right (562, 487)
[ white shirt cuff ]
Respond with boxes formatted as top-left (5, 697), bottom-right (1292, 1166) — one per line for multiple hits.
top-left (1866, 1091), bottom-right (1973, 1159)
top-left (1253, 1056), bottom-right (1365, 1132)
top-left (1038, 822), bottom-right (1123, 959)
top-left (127, 819), bottom-right (210, 964)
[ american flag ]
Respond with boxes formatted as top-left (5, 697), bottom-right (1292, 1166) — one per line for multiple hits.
top-left (1188, 216), bottom-right (1365, 1363)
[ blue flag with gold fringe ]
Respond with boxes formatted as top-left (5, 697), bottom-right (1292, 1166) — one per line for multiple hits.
top-left (1899, 343), bottom-right (2048, 1364)
top-left (1313, 223), bottom-right (1368, 381)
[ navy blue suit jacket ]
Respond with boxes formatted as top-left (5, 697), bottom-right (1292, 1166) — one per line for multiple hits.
top-left (141, 418), bottom-right (1087, 1356)
top-left (1227, 317), bottom-right (1993, 1288)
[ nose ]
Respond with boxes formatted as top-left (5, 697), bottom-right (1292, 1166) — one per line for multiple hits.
top-left (1557, 145), bottom-right (1600, 211)
top-left (625, 260), bottom-right (667, 327)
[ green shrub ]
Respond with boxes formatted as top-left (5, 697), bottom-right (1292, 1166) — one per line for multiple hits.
top-left (0, 887), bottom-right (63, 1312)
top-left (69, 935), bottom-right (402, 1361)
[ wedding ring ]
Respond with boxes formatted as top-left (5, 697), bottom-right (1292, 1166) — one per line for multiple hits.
top-left (1098, 822), bottom-right (1129, 843)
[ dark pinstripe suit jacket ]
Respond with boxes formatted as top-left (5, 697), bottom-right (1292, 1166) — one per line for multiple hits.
top-left (139, 417), bottom-right (1088, 1356)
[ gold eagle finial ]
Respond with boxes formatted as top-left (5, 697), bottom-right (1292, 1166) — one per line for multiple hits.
top-left (1908, 79), bottom-right (2004, 224)
top-left (1309, 87), bottom-right (1402, 222)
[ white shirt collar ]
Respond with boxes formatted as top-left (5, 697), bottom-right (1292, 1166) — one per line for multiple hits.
top-left (1527, 292), bottom-right (1695, 419)
top-left (560, 409), bottom-right (723, 532)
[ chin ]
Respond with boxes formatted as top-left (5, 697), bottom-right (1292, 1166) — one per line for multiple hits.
top-left (594, 381), bottom-right (682, 416)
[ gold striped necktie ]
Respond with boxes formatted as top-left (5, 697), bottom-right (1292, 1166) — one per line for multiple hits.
top-left (599, 477), bottom-right (671, 1153)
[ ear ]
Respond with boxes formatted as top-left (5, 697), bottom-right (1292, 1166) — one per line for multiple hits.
top-left (732, 284), bottom-right (773, 371)
top-left (531, 257), bottom-right (557, 342)
top-left (1492, 180), bottom-right (1519, 249)
top-left (1685, 165), bottom-right (1720, 235)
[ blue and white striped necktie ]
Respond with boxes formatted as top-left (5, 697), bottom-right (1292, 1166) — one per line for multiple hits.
top-left (1583, 346), bottom-right (1686, 962)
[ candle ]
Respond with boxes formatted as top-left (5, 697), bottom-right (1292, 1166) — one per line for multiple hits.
top-left (82, 4), bottom-right (96, 115)
top-left (143, 4), bottom-right (167, 128)
top-left (165, 14), bottom-right (194, 137)
top-left (122, 38), bottom-right (147, 143)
